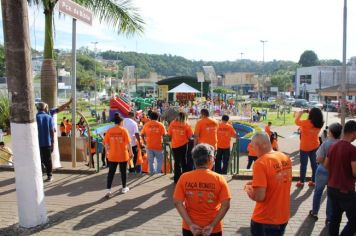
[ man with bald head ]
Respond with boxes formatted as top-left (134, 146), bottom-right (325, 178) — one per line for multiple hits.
top-left (245, 132), bottom-right (292, 236)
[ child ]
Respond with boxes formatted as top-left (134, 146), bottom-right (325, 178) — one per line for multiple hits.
top-left (270, 132), bottom-right (279, 151)
top-left (247, 142), bottom-right (257, 169)
top-left (86, 137), bottom-right (96, 168)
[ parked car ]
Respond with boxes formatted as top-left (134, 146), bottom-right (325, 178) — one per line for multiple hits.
top-left (323, 103), bottom-right (338, 112)
top-left (293, 99), bottom-right (309, 108)
top-left (308, 101), bottom-right (323, 109)
top-left (284, 97), bottom-right (295, 105)
top-left (267, 97), bottom-right (276, 103)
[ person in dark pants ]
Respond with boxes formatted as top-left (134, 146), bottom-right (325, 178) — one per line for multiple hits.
top-left (36, 102), bottom-right (55, 182)
top-left (325, 120), bottom-right (356, 236)
top-left (168, 112), bottom-right (193, 183)
top-left (215, 115), bottom-right (237, 174)
top-left (103, 115), bottom-right (133, 198)
top-left (246, 142), bottom-right (257, 169)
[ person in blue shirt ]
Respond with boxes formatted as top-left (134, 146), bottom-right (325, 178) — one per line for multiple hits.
top-left (36, 102), bottom-right (55, 182)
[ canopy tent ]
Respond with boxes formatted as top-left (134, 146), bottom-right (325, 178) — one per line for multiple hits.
top-left (168, 82), bottom-right (201, 93)
top-left (317, 84), bottom-right (356, 96)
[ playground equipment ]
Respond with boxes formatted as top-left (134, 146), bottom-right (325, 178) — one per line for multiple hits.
top-left (109, 95), bottom-right (132, 120)
top-left (132, 97), bottom-right (156, 111)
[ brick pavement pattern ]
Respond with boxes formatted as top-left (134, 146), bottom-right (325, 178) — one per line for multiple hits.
top-left (0, 170), bottom-right (346, 236)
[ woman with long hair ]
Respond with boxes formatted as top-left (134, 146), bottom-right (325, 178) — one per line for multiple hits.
top-left (168, 112), bottom-right (193, 184)
top-left (103, 115), bottom-right (133, 198)
top-left (295, 108), bottom-right (324, 187)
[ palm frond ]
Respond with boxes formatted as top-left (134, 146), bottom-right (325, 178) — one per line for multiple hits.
top-left (74, 0), bottom-right (145, 36)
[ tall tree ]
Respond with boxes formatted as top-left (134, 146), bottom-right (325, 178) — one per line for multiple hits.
top-left (2, 0), bottom-right (47, 227)
top-left (27, 0), bottom-right (144, 108)
top-left (298, 50), bottom-right (319, 67)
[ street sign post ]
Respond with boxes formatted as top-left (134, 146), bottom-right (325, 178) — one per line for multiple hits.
top-left (58, 0), bottom-right (92, 167)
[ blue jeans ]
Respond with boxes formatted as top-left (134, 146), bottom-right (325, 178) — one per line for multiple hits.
top-left (299, 148), bottom-right (318, 182)
top-left (250, 220), bottom-right (287, 236)
top-left (147, 149), bottom-right (163, 174)
top-left (312, 164), bottom-right (332, 220)
top-left (215, 148), bottom-right (230, 174)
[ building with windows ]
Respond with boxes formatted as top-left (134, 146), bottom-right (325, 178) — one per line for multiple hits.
top-left (295, 65), bottom-right (356, 101)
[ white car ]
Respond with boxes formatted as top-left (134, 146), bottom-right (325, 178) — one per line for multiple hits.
top-left (267, 97), bottom-right (276, 103)
top-left (308, 101), bottom-right (323, 109)
top-left (285, 98), bottom-right (295, 105)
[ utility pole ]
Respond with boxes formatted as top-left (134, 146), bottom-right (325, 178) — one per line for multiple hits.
top-left (91, 42), bottom-right (98, 114)
top-left (1, 0), bottom-right (47, 227)
top-left (341, 0), bottom-right (347, 127)
top-left (260, 40), bottom-right (267, 100)
top-left (240, 52), bottom-right (244, 94)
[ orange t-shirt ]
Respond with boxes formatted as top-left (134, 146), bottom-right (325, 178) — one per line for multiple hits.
top-left (173, 169), bottom-right (231, 233)
top-left (195, 117), bottom-right (218, 149)
top-left (265, 125), bottom-right (272, 137)
top-left (65, 123), bottom-right (72, 133)
top-left (60, 123), bottom-right (66, 133)
top-left (168, 120), bottom-right (193, 148)
top-left (295, 118), bottom-right (321, 151)
top-left (247, 143), bottom-right (257, 157)
top-left (103, 125), bottom-right (131, 162)
top-left (252, 151), bottom-right (292, 225)
top-left (217, 122), bottom-right (236, 149)
top-left (271, 139), bottom-right (278, 151)
top-left (141, 120), bottom-right (166, 151)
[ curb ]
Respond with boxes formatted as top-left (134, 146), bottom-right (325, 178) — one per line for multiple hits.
top-left (0, 166), bottom-right (96, 175)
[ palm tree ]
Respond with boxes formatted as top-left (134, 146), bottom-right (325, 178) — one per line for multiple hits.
top-left (28, 0), bottom-right (144, 108)
top-left (2, 0), bottom-right (48, 227)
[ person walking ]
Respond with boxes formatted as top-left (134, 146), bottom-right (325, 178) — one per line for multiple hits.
top-left (264, 122), bottom-right (272, 137)
top-left (215, 115), bottom-right (237, 174)
top-left (246, 142), bottom-right (257, 169)
top-left (295, 108), bottom-right (324, 187)
top-left (245, 132), bottom-right (292, 236)
top-left (141, 111), bottom-right (166, 174)
top-left (194, 109), bottom-right (218, 150)
top-left (103, 115), bottom-right (133, 198)
top-left (168, 112), bottom-right (193, 183)
top-left (123, 111), bottom-right (142, 173)
top-left (325, 120), bottom-right (356, 236)
top-left (173, 143), bottom-right (231, 236)
top-left (36, 102), bottom-right (55, 182)
top-left (308, 122), bottom-right (342, 224)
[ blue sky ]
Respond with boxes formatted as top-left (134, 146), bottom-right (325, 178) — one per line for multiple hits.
top-left (1, 0), bottom-right (356, 62)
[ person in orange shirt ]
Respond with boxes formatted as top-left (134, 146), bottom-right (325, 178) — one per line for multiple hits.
top-left (264, 122), bottom-right (272, 137)
top-left (194, 109), bottom-right (218, 149)
top-left (141, 111), bottom-right (166, 174)
top-left (103, 115), bottom-right (133, 198)
top-left (295, 108), bottom-right (324, 187)
top-left (247, 142), bottom-right (257, 169)
top-left (244, 132), bottom-right (292, 236)
top-left (173, 143), bottom-right (231, 236)
top-left (141, 113), bottom-right (150, 126)
top-left (65, 119), bottom-right (72, 136)
top-left (86, 136), bottom-right (96, 168)
top-left (270, 132), bottom-right (279, 151)
top-left (168, 112), bottom-right (193, 183)
top-left (60, 117), bottom-right (67, 136)
top-left (215, 115), bottom-right (237, 174)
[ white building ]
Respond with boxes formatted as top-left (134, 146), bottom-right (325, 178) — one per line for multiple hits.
top-left (295, 64), bottom-right (356, 101)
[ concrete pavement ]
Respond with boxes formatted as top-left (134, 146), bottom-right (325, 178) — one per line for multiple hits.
top-left (0, 171), bottom-right (347, 236)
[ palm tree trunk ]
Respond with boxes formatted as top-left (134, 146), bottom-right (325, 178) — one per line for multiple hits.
top-left (1, 0), bottom-right (48, 227)
top-left (41, 3), bottom-right (57, 108)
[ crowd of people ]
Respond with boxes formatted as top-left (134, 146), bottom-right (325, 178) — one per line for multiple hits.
top-left (33, 98), bottom-right (356, 236)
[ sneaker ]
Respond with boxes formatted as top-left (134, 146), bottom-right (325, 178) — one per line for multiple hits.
top-left (45, 176), bottom-right (53, 182)
top-left (296, 181), bottom-right (304, 188)
top-left (308, 181), bottom-right (315, 187)
top-left (121, 187), bottom-right (130, 194)
top-left (308, 210), bottom-right (318, 221)
top-left (104, 192), bottom-right (111, 199)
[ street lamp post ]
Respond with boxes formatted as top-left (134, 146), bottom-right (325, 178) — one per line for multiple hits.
top-left (91, 42), bottom-right (98, 115)
top-left (260, 40), bottom-right (267, 100)
top-left (240, 52), bottom-right (244, 94)
top-left (341, 0), bottom-right (347, 127)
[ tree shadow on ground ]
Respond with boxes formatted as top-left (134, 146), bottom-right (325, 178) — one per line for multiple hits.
top-left (72, 184), bottom-right (174, 235)
top-left (236, 226), bottom-right (251, 236)
top-left (44, 173), bottom-right (157, 197)
top-left (290, 187), bottom-right (314, 218)
top-left (0, 177), bottom-right (15, 187)
top-left (294, 215), bottom-right (316, 236)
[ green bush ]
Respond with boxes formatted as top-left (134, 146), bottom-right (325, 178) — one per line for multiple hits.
top-left (0, 94), bottom-right (10, 132)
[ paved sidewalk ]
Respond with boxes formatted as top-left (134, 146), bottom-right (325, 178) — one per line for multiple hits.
top-left (0, 171), bottom-right (346, 236)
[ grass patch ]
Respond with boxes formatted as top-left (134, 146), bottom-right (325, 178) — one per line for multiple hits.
top-left (261, 112), bottom-right (308, 126)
